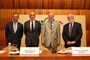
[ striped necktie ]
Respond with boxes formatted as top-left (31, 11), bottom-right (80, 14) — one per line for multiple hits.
top-left (69, 23), bottom-right (72, 38)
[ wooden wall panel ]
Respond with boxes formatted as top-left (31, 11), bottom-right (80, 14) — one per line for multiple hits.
top-left (0, 0), bottom-right (90, 9)
top-left (0, 30), bottom-right (7, 49)
top-left (86, 30), bottom-right (90, 47)
top-left (0, 9), bottom-right (90, 49)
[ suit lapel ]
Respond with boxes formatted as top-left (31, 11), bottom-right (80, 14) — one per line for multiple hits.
top-left (35, 20), bottom-right (37, 30)
top-left (29, 20), bottom-right (31, 31)
top-left (67, 23), bottom-right (69, 36)
top-left (11, 22), bottom-right (14, 33)
top-left (52, 21), bottom-right (55, 29)
top-left (47, 21), bottom-right (51, 29)
top-left (72, 22), bottom-right (76, 33)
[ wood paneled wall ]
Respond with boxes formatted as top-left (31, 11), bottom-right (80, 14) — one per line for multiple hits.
top-left (0, 0), bottom-right (90, 9)
top-left (0, 9), bottom-right (90, 50)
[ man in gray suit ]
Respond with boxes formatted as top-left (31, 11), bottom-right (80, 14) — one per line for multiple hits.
top-left (24, 12), bottom-right (41, 47)
top-left (41, 13), bottom-right (60, 50)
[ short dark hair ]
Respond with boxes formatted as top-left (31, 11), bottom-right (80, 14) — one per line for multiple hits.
top-left (13, 13), bottom-right (19, 18)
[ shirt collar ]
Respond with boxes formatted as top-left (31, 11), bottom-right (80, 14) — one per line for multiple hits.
top-left (13, 21), bottom-right (18, 25)
top-left (49, 20), bottom-right (53, 23)
top-left (72, 21), bottom-right (74, 24)
top-left (30, 20), bottom-right (35, 22)
top-left (69, 21), bottom-right (74, 26)
top-left (69, 21), bottom-right (74, 24)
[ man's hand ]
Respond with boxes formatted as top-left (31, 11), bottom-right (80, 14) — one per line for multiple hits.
top-left (42, 43), bottom-right (45, 46)
top-left (71, 41), bottom-right (75, 45)
top-left (67, 41), bottom-right (71, 45)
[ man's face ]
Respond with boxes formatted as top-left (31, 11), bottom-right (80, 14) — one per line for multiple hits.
top-left (13, 14), bottom-right (19, 22)
top-left (29, 13), bottom-right (35, 20)
top-left (67, 14), bottom-right (74, 23)
top-left (48, 13), bottom-right (54, 21)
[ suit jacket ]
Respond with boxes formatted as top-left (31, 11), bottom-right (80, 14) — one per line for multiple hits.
top-left (41, 20), bottom-right (60, 48)
top-left (24, 20), bottom-right (41, 46)
top-left (5, 22), bottom-right (23, 49)
top-left (62, 22), bottom-right (82, 48)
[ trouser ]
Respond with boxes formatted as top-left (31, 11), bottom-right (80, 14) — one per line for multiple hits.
top-left (26, 40), bottom-right (38, 47)
top-left (46, 43), bottom-right (57, 50)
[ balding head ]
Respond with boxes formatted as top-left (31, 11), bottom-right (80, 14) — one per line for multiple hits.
top-left (67, 14), bottom-right (74, 23)
top-left (48, 13), bottom-right (54, 21)
top-left (29, 12), bottom-right (36, 21)
top-left (67, 14), bottom-right (74, 18)
top-left (29, 12), bottom-right (36, 16)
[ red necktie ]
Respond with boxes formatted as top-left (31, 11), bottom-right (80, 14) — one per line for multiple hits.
top-left (69, 23), bottom-right (72, 38)
top-left (50, 22), bottom-right (52, 29)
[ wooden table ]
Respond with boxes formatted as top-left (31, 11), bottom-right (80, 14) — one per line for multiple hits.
top-left (0, 50), bottom-right (90, 60)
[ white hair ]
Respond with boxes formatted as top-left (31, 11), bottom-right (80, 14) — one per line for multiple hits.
top-left (71, 14), bottom-right (74, 17)
top-left (29, 11), bottom-right (36, 16)
top-left (67, 14), bottom-right (74, 18)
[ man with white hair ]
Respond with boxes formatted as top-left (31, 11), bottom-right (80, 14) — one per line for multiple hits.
top-left (24, 12), bottom-right (41, 47)
top-left (62, 14), bottom-right (83, 48)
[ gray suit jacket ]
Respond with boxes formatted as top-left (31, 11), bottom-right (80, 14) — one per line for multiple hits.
top-left (41, 20), bottom-right (60, 48)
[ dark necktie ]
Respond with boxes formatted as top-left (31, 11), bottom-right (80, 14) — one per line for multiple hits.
top-left (32, 21), bottom-right (33, 31)
top-left (69, 23), bottom-right (72, 38)
top-left (50, 21), bottom-right (52, 29)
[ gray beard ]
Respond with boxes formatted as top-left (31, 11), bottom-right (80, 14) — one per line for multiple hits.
top-left (69, 20), bottom-right (74, 23)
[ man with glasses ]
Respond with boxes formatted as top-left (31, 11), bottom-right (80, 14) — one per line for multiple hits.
top-left (62, 14), bottom-right (82, 48)
top-left (5, 13), bottom-right (23, 50)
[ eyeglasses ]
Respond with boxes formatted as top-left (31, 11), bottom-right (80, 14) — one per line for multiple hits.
top-left (68, 17), bottom-right (73, 19)
top-left (13, 16), bottom-right (18, 18)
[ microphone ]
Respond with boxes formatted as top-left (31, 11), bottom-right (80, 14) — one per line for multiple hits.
top-left (52, 50), bottom-right (57, 53)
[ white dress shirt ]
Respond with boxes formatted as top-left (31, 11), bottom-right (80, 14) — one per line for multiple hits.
top-left (13, 22), bottom-right (18, 33)
top-left (30, 20), bottom-right (35, 31)
top-left (49, 21), bottom-right (53, 25)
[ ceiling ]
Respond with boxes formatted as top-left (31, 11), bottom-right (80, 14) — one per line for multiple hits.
top-left (0, 0), bottom-right (90, 9)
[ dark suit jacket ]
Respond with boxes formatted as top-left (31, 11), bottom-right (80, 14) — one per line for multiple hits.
top-left (62, 22), bottom-right (82, 48)
top-left (24, 20), bottom-right (41, 46)
top-left (5, 22), bottom-right (23, 49)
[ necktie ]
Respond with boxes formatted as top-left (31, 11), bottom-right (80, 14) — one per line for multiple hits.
top-left (50, 21), bottom-right (52, 29)
top-left (32, 21), bottom-right (33, 31)
top-left (69, 23), bottom-right (72, 38)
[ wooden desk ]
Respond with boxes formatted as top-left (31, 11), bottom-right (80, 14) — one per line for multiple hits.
top-left (0, 50), bottom-right (90, 60)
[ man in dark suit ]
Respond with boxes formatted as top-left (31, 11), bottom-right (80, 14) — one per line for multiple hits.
top-left (5, 13), bottom-right (23, 49)
top-left (24, 12), bottom-right (41, 47)
top-left (62, 14), bottom-right (82, 48)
